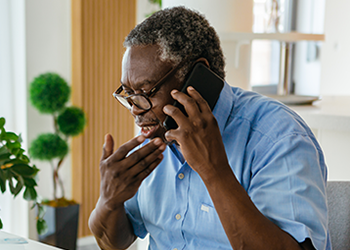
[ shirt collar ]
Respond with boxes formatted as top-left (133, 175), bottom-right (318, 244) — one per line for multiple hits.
top-left (212, 81), bottom-right (235, 135)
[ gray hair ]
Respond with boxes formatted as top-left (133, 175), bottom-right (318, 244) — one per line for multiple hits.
top-left (124, 6), bottom-right (226, 81)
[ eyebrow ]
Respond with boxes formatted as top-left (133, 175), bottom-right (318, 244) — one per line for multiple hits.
top-left (120, 80), bottom-right (154, 91)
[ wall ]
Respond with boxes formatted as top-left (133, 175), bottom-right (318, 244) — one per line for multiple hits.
top-left (162, 0), bottom-right (254, 90)
top-left (0, 0), bottom-right (71, 239)
top-left (26, 0), bottom-right (72, 205)
top-left (293, 0), bottom-right (326, 96)
top-left (308, 0), bottom-right (350, 181)
top-left (320, 0), bottom-right (350, 95)
top-left (0, 0), bottom-right (28, 238)
top-left (26, 0), bottom-right (72, 239)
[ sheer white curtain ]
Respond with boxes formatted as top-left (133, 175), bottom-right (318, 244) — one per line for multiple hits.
top-left (0, 0), bottom-right (29, 237)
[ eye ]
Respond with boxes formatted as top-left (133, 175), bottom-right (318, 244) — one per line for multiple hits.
top-left (122, 87), bottom-right (134, 96)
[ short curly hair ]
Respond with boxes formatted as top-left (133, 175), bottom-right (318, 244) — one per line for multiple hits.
top-left (124, 6), bottom-right (226, 81)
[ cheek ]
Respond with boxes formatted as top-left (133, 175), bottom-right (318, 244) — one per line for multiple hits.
top-left (150, 93), bottom-right (174, 116)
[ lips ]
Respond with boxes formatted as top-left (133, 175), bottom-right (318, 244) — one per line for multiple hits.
top-left (140, 124), bottom-right (160, 138)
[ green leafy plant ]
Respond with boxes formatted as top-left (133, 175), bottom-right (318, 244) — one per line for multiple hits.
top-left (29, 72), bottom-right (86, 207)
top-left (0, 117), bottom-right (47, 234)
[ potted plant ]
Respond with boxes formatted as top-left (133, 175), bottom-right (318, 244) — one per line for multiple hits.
top-left (28, 72), bottom-right (86, 250)
top-left (0, 117), bottom-right (47, 235)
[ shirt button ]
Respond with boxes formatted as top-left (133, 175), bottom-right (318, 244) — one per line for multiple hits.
top-left (175, 214), bottom-right (181, 220)
top-left (178, 173), bottom-right (185, 179)
top-left (173, 248), bottom-right (178, 250)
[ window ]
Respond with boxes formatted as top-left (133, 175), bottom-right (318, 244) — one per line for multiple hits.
top-left (250, 0), bottom-right (325, 96)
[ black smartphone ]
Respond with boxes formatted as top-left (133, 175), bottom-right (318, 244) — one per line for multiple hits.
top-left (163, 62), bottom-right (224, 130)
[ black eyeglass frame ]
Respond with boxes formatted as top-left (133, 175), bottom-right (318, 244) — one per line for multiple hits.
top-left (113, 62), bottom-right (182, 111)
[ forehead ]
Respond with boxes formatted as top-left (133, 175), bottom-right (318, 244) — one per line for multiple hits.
top-left (121, 45), bottom-right (172, 89)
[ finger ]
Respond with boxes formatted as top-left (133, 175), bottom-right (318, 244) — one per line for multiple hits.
top-left (187, 86), bottom-right (211, 113)
top-left (164, 129), bottom-right (178, 143)
top-left (101, 134), bottom-right (114, 161)
top-left (170, 89), bottom-right (201, 116)
top-left (134, 154), bottom-right (164, 182)
top-left (125, 137), bottom-right (166, 167)
top-left (108, 135), bottom-right (146, 162)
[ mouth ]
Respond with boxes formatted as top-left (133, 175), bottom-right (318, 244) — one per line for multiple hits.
top-left (139, 124), bottom-right (160, 138)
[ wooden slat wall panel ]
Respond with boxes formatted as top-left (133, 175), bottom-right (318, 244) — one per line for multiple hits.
top-left (71, 0), bottom-right (136, 237)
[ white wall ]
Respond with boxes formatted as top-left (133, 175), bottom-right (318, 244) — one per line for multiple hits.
top-left (320, 0), bottom-right (350, 95)
top-left (162, 0), bottom-right (254, 90)
top-left (293, 0), bottom-right (326, 96)
top-left (0, 0), bottom-right (71, 239)
top-left (25, 0), bottom-right (72, 239)
top-left (0, 0), bottom-right (28, 238)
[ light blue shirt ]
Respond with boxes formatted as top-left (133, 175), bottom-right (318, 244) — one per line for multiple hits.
top-left (125, 82), bottom-right (331, 250)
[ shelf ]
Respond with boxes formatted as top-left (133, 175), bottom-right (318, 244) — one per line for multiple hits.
top-left (219, 32), bottom-right (325, 42)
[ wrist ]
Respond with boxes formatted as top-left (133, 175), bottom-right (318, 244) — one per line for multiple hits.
top-left (97, 196), bottom-right (125, 213)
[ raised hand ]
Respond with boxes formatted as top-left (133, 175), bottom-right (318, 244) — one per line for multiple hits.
top-left (99, 134), bottom-right (166, 210)
top-left (163, 87), bottom-right (230, 181)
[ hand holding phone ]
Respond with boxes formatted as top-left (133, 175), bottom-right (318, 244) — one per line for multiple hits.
top-left (163, 62), bottom-right (224, 130)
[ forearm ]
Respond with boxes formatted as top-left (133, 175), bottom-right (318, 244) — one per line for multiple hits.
top-left (88, 199), bottom-right (136, 250)
top-left (202, 165), bottom-right (303, 250)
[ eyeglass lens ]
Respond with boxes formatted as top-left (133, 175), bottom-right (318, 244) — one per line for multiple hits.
top-left (115, 88), bottom-right (152, 110)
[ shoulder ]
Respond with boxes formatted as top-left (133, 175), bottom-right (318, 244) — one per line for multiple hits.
top-left (228, 87), bottom-right (312, 143)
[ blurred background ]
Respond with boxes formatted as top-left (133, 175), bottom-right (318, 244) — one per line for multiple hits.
top-left (1, 0), bottom-right (349, 249)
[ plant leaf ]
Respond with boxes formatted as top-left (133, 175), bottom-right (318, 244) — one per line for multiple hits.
top-left (20, 154), bottom-right (30, 163)
top-left (8, 177), bottom-right (23, 197)
top-left (23, 186), bottom-right (37, 201)
top-left (37, 204), bottom-right (46, 218)
top-left (6, 141), bottom-right (21, 151)
top-left (4, 158), bottom-right (29, 166)
top-left (0, 127), bottom-right (6, 140)
top-left (6, 132), bottom-right (19, 141)
top-left (37, 218), bottom-right (48, 235)
top-left (0, 146), bottom-right (8, 155)
top-left (10, 164), bottom-right (39, 177)
top-left (8, 177), bottom-right (16, 195)
top-left (23, 177), bottom-right (37, 187)
top-left (0, 217), bottom-right (3, 229)
top-left (0, 153), bottom-right (11, 161)
top-left (0, 117), bottom-right (5, 129)
top-left (0, 170), bottom-right (6, 193)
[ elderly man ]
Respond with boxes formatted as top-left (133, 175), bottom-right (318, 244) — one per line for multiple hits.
top-left (89, 6), bottom-right (331, 250)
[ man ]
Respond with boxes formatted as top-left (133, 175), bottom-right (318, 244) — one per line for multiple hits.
top-left (89, 6), bottom-right (331, 250)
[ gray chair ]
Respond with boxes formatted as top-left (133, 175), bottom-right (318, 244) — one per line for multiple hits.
top-left (327, 181), bottom-right (350, 250)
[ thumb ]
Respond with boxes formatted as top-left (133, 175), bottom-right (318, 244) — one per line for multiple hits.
top-left (164, 130), bottom-right (177, 144)
top-left (101, 134), bottom-right (114, 160)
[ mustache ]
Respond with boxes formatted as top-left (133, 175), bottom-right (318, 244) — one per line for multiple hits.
top-left (134, 109), bottom-right (162, 125)
top-left (134, 116), bottom-right (159, 124)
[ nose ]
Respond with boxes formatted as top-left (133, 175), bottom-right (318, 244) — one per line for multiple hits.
top-left (130, 104), bottom-right (147, 116)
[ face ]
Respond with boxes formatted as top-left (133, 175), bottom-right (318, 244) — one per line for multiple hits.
top-left (120, 45), bottom-right (183, 140)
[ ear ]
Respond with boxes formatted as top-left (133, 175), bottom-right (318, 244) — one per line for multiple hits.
top-left (194, 58), bottom-right (210, 68)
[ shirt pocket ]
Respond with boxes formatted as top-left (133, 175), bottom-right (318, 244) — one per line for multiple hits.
top-left (194, 202), bottom-right (229, 244)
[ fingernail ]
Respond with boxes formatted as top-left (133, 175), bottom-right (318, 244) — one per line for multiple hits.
top-left (188, 86), bottom-right (194, 91)
top-left (154, 138), bottom-right (162, 146)
top-left (159, 144), bottom-right (166, 151)
top-left (171, 89), bottom-right (178, 94)
top-left (137, 135), bottom-right (145, 142)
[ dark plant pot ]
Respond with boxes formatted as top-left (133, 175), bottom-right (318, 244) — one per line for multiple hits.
top-left (39, 204), bottom-right (80, 250)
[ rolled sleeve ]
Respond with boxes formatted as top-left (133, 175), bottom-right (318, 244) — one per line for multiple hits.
top-left (249, 134), bottom-right (328, 250)
top-left (124, 192), bottom-right (148, 239)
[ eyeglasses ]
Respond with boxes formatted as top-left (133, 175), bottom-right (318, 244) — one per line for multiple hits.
top-left (113, 64), bottom-right (181, 111)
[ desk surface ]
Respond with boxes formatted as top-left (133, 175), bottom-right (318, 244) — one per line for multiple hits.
top-left (0, 231), bottom-right (62, 250)
top-left (290, 96), bottom-right (350, 132)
